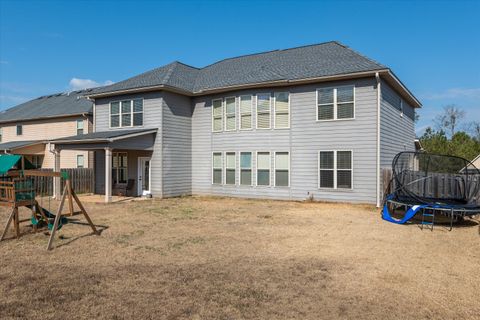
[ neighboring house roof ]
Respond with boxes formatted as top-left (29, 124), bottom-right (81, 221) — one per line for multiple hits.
top-left (51, 128), bottom-right (157, 144)
top-left (0, 140), bottom-right (46, 152)
top-left (0, 89), bottom-right (93, 124)
top-left (86, 41), bottom-right (421, 107)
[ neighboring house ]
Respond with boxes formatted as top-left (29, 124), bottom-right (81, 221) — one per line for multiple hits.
top-left (49, 41), bottom-right (421, 205)
top-left (0, 91), bottom-right (93, 169)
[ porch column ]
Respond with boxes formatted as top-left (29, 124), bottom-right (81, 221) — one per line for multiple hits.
top-left (105, 147), bottom-right (112, 203)
top-left (53, 149), bottom-right (61, 199)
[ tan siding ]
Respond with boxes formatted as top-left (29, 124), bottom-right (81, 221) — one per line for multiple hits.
top-left (0, 116), bottom-right (93, 169)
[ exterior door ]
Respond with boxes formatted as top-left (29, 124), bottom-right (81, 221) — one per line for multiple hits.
top-left (137, 157), bottom-right (151, 196)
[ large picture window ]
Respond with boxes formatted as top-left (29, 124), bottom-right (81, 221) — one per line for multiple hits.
top-left (239, 95), bottom-right (252, 130)
top-left (110, 99), bottom-right (143, 128)
top-left (256, 152), bottom-right (270, 186)
top-left (275, 152), bottom-right (289, 187)
top-left (225, 97), bottom-right (236, 131)
top-left (317, 86), bottom-right (354, 121)
top-left (212, 152), bottom-right (223, 184)
top-left (112, 152), bottom-right (128, 184)
top-left (274, 92), bottom-right (289, 128)
top-left (212, 99), bottom-right (223, 132)
top-left (256, 94), bottom-right (271, 129)
top-left (319, 151), bottom-right (352, 189)
top-left (240, 152), bottom-right (252, 185)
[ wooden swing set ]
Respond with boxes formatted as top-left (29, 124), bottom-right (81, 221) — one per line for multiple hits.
top-left (0, 168), bottom-right (98, 250)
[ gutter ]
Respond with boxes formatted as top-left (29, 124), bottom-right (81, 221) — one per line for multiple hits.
top-left (375, 72), bottom-right (381, 208)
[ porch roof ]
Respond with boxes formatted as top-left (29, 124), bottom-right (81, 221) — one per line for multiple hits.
top-left (0, 140), bottom-right (46, 153)
top-left (51, 128), bottom-right (157, 144)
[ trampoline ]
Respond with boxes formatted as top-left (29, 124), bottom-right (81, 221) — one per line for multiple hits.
top-left (382, 151), bottom-right (480, 230)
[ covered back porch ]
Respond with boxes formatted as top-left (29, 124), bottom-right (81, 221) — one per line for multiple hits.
top-left (52, 129), bottom-right (158, 203)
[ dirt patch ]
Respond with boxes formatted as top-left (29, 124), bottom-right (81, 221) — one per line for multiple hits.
top-left (0, 196), bottom-right (479, 319)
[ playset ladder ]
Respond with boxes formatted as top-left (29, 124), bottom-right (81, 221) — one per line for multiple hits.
top-left (420, 209), bottom-right (434, 231)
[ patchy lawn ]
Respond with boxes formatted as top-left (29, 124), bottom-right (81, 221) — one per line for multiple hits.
top-left (0, 196), bottom-right (479, 320)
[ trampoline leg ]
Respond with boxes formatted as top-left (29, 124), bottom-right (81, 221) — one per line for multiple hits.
top-left (449, 208), bottom-right (454, 232)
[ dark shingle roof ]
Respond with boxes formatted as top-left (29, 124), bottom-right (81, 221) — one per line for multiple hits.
top-left (0, 90), bottom-right (93, 124)
top-left (52, 128), bottom-right (157, 143)
top-left (0, 140), bottom-right (45, 152)
top-left (90, 41), bottom-right (386, 96)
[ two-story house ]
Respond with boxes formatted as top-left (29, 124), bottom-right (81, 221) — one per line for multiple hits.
top-left (0, 90), bottom-right (94, 168)
top-left (50, 41), bottom-right (421, 206)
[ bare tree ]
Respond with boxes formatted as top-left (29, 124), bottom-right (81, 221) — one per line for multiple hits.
top-left (434, 105), bottom-right (465, 137)
top-left (467, 120), bottom-right (480, 141)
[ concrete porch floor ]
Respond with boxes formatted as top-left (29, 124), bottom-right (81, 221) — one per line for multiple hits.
top-left (75, 194), bottom-right (152, 204)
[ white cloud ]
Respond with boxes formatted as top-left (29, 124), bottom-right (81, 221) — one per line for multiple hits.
top-left (69, 78), bottom-right (114, 90)
top-left (422, 87), bottom-right (480, 100)
top-left (0, 60), bottom-right (8, 65)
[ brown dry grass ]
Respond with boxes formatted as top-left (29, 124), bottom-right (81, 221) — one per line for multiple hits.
top-left (0, 196), bottom-right (479, 320)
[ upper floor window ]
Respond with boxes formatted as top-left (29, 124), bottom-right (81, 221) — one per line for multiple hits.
top-left (317, 86), bottom-right (354, 121)
top-left (239, 95), bottom-right (252, 130)
top-left (110, 98), bottom-right (143, 128)
top-left (319, 150), bottom-right (352, 189)
top-left (225, 97), bottom-right (236, 131)
top-left (76, 120), bottom-right (84, 135)
top-left (16, 125), bottom-right (22, 136)
top-left (212, 99), bottom-right (223, 132)
top-left (274, 92), bottom-right (289, 128)
top-left (256, 94), bottom-right (271, 129)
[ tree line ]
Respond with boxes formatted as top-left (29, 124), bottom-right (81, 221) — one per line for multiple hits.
top-left (419, 105), bottom-right (480, 162)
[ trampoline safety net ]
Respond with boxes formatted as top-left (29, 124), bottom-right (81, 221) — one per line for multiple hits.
top-left (391, 151), bottom-right (480, 208)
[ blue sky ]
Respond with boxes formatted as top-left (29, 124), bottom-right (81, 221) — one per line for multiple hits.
top-left (1, 0), bottom-right (479, 136)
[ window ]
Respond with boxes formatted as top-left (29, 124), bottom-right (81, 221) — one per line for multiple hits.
top-left (225, 152), bottom-right (236, 185)
top-left (0, 128), bottom-right (2, 142)
top-left (239, 95), bottom-right (252, 130)
top-left (112, 152), bottom-right (128, 184)
top-left (225, 97), bottom-right (236, 131)
top-left (77, 155), bottom-right (85, 168)
top-left (319, 151), bottom-right (352, 189)
top-left (317, 86), bottom-right (354, 121)
top-left (256, 152), bottom-right (270, 186)
top-left (16, 125), bottom-right (22, 136)
top-left (212, 99), bottom-right (223, 132)
top-left (274, 92), bottom-right (289, 128)
top-left (110, 99), bottom-right (143, 128)
top-left (256, 94), bottom-right (271, 129)
top-left (275, 152), bottom-right (289, 187)
top-left (30, 155), bottom-right (43, 169)
top-left (212, 152), bottom-right (223, 184)
top-left (240, 152), bottom-right (252, 185)
top-left (76, 120), bottom-right (84, 135)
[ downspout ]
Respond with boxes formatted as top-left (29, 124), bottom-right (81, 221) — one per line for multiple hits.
top-left (375, 72), bottom-right (381, 208)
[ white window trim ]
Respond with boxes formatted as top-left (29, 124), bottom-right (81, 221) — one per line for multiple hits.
top-left (109, 98), bottom-right (144, 129)
top-left (76, 154), bottom-right (85, 168)
top-left (318, 150), bottom-right (354, 190)
top-left (225, 151), bottom-right (237, 185)
top-left (255, 94), bottom-right (271, 130)
top-left (400, 99), bottom-right (404, 118)
top-left (224, 97), bottom-right (237, 132)
top-left (273, 151), bottom-right (290, 187)
top-left (212, 151), bottom-right (223, 184)
top-left (273, 92), bottom-right (290, 129)
top-left (239, 151), bottom-right (253, 186)
top-left (255, 151), bottom-right (271, 187)
top-left (239, 95), bottom-right (253, 130)
top-left (316, 85), bottom-right (355, 122)
top-left (212, 99), bottom-right (224, 133)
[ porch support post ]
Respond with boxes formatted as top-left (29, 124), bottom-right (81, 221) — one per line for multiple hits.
top-left (105, 147), bottom-right (112, 203)
top-left (53, 148), bottom-right (61, 199)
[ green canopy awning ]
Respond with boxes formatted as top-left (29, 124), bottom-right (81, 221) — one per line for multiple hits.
top-left (0, 154), bottom-right (35, 175)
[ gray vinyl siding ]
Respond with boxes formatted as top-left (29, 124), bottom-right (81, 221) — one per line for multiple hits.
top-left (192, 78), bottom-right (378, 203)
top-left (161, 91), bottom-right (192, 197)
top-left (380, 80), bottom-right (415, 170)
top-left (94, 92), bottom-right (163, 196)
